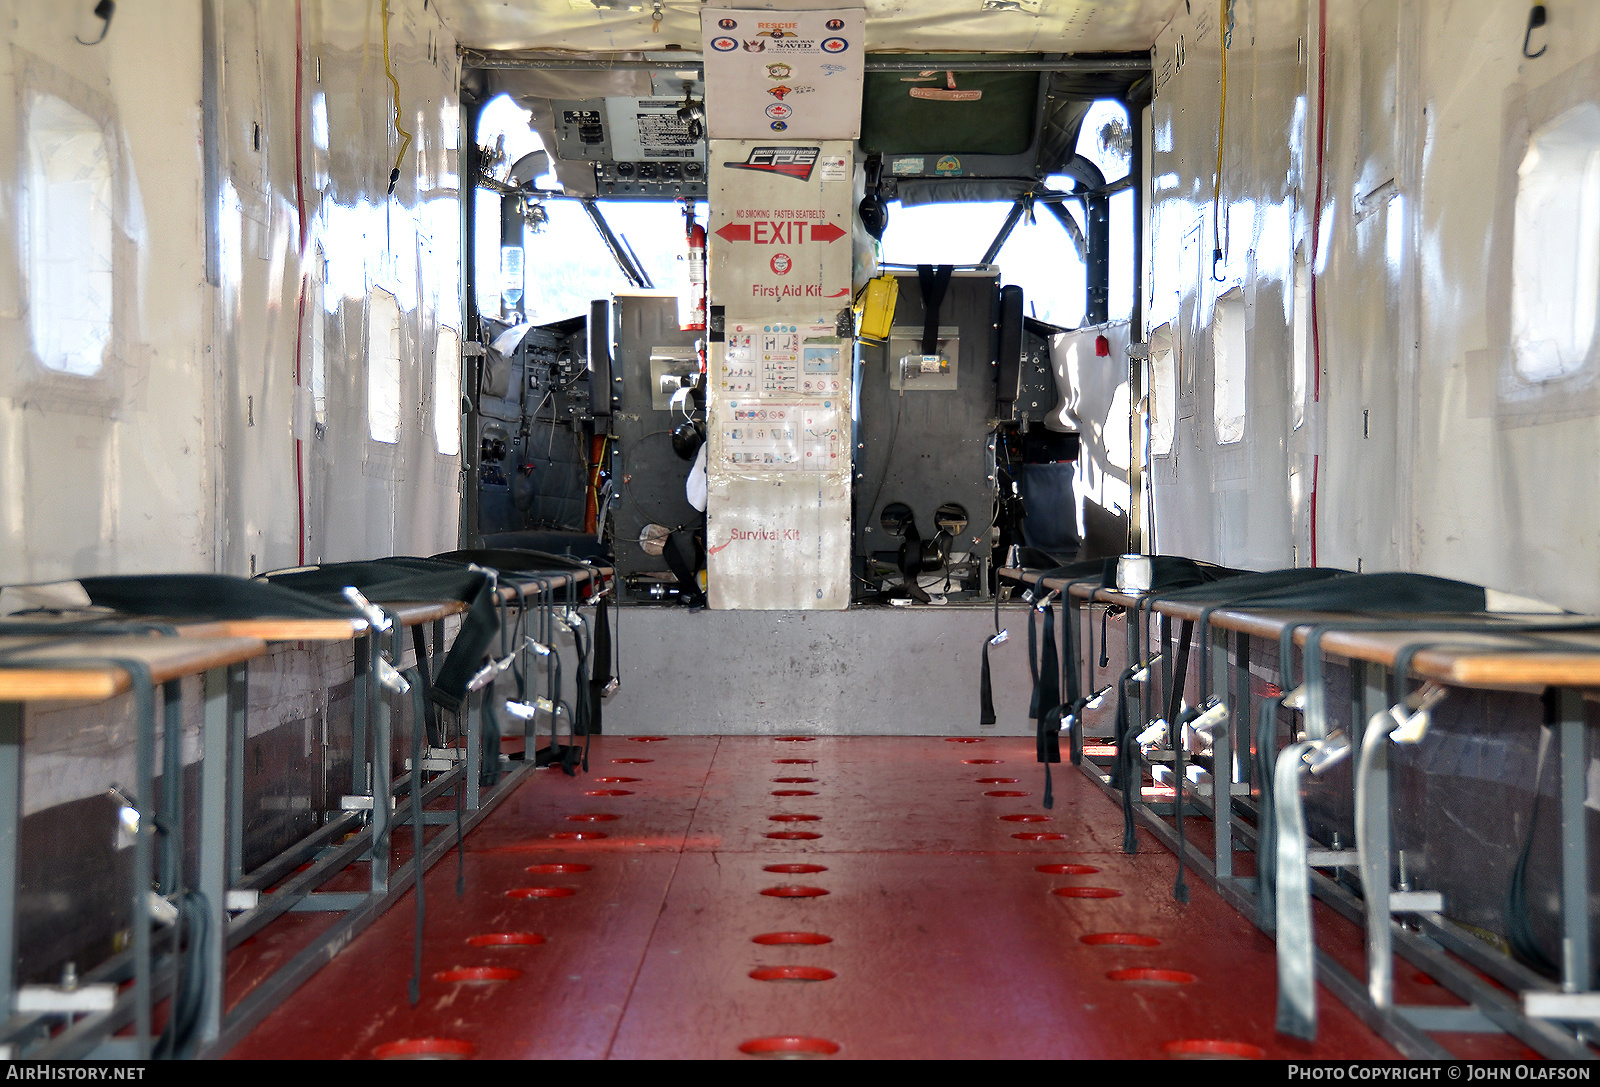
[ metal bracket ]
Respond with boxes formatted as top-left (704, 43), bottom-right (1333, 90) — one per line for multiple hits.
top-left (1524, 992), bottom-right (1600, 1022)
top-left (1390, 891), bottom-right (1444, 913)
top-left (15, 985), bottom-right (117, 1015)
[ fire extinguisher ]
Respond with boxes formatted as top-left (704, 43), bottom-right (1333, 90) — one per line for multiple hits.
top-left (679, 211), bottom-right (707, 332)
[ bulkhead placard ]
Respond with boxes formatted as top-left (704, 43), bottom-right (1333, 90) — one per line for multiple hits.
top-left (701, 7), bottom-right (864, 140)
top-left (706, 474), bottom-right (851, 610)
top-left (709, 140), bottom-right (855, 322)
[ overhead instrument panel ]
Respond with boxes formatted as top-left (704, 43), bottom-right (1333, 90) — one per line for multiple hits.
top-left (551, 96), bottom-right (710, 198)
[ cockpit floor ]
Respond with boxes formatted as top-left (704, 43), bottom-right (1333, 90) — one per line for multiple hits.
top-left (222, 735), bottom-right (1464, 1059)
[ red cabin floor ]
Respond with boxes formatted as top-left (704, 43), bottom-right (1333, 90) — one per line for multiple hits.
top-left (223, 735), bottom-right (1450, 1060)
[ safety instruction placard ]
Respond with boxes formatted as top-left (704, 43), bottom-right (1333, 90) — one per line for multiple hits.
top-left (709, 319), bottom-right (849, 478)
top-left (603, 97), bottom-right (708, 161)
top-left (718, 321), bottom-right (844, 397)
top-left (714, 397), bottom-right (845, 472)
top-left (709, 141), bottom-right (855, 322)
top-left (701, 8), bottom-right (865, 140)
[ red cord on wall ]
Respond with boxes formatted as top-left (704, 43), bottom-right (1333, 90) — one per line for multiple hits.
top-left (292, 0), bottom-right (309, 566)
top-left (1307, 0), bottom-right (1328, 567)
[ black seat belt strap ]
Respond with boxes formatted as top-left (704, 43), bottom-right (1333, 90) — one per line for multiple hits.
top-left (916, 264), bottom-right (954, 356)
top-left (410, 625), bottom-right (442, 748)
top-left (590, 595), bottom-right (611, 734)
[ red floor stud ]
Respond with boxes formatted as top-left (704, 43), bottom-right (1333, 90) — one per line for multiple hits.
top-left (372, 1038), bottom-right (474, 1060)
top-left (738, 1036), bottom-right (840, 1058)
top-left (1081, 932), bottom-right (1161, 947)
top-left (1051, 886), bottom-right (1124, 899)
top-left (433, 967), bottom-right (521, 984)
top-left (1107, 968), bottom-right (1197, 985)
top-left (524, 863), bottom-right (590, 874)
top-left (1163, 1039), bottom-right (1266, 1060)
top-left (764, 864), bottom-right (827, 874)
top-left (505, 886), bottom-right (577, 899)
top-left (466, 933), bottom-right (546, 947)
top-left (1035, 863), bottom-right (1100, 875)
top-left (749, 965), bottom-right (836, 982)
top-left (751, 932), bottom-right (833, 946)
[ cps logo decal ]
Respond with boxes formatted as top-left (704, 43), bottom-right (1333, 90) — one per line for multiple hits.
top-left (723, 145), bottom-right (820, 181)
top-left (821, 37), bottom-right (848, 53)
top-left (710, 35), bottom-right (737, 51)
top-left (770, 120), bottom-right (788, 131)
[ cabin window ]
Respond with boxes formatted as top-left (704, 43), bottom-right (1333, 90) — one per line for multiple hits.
top-left (1149, 324), bottom-right (1176, 456)
top-left (519, 199), bottom-right (698, 326)
top-left (1212, 289), bottom-right (1246, 445)
top-left (309, 245), bottom-right (327, 427)
top-left (367, 289), bottom-right (402, 444)
top-left (1512, 103), bottom-right (1600, 383)
top-left (434, 326), bottom-right (461, 456)
top-left (1076, 99), bottom-right (1131, 185)
top-left (881, 200), bottom-right (1087, 327)
top-left (25, 92), bottom-right (114, 377)
top-left (1292, 250), bottom-right (1309, 430)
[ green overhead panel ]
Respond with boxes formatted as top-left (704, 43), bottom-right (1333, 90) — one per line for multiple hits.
top-left (861, 56), bottom-right (1039, 156)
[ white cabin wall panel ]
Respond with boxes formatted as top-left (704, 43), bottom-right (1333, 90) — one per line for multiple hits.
top-left (216, 0), bottom-right (463, 574)
top-left (1148, 0), bottom-right (1301, 570)
top-left (1410, 0), bottom-right (1600, 611)
top-left (1147, 9), bottom-right (1212, 561)
top-left (0, 2), bottom-right (210, 582)
top-left (1146, 0), bottom-right (1600, 608)
top-left (1312, 0), bottom-right (1411, 576)
top-left (0, 0), bottom-right (461, 584)
top-left (1242, 0), bottom-right (1309, 570)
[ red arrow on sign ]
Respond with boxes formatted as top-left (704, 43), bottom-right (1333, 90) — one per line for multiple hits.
top-left (810, 223), bottom-right (846, 243)
top-left (714, 223), bottom-right (752, 242)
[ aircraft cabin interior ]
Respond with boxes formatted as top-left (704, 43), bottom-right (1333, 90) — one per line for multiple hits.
top-left (0, 0), bottom-right (1598, 1064)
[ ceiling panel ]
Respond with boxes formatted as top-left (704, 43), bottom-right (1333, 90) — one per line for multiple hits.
top-left (436, 0), bottom-right (1181, 55)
